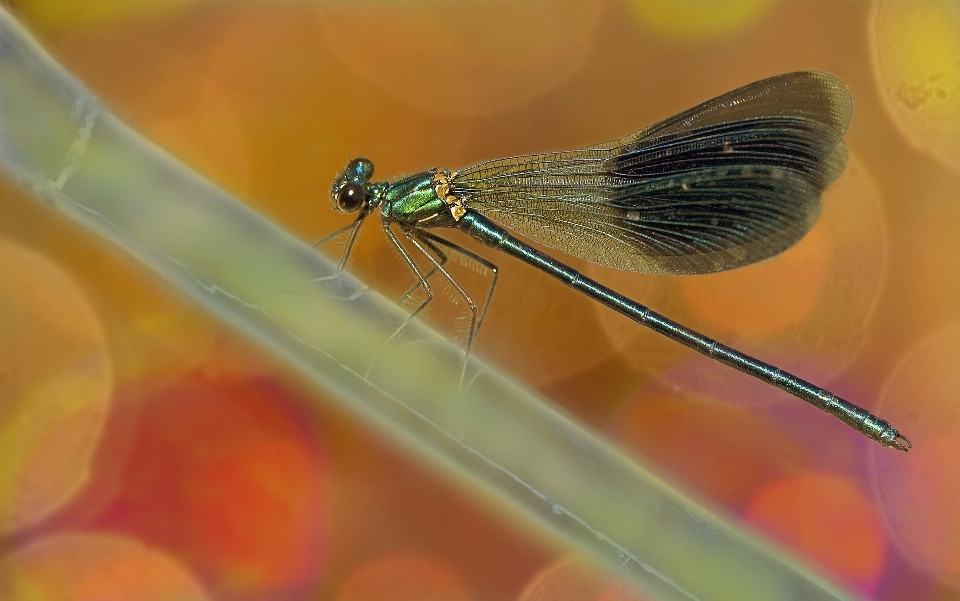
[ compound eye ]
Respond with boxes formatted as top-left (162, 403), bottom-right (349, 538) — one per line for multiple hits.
top-left (335, 182), bottom-right (366, 212)
top-left (348, 158), bottom-right (374, 181)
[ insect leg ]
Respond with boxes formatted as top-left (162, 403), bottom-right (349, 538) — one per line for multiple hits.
top-left (376, 217), bottom-right (435, 354)
top-left (263, 212), bottom-right (367, 309)
top-left (397, 237), bottom-right (449, 308)
top-left (314, 211), bottom-right (367, 275)
top-left (405, 230), bottom-right (491, 387)
top-left (416, 230), bottom-right (499, 349)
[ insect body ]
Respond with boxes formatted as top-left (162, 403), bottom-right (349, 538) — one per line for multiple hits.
top-left (321, 71), bottom-right (911, 452)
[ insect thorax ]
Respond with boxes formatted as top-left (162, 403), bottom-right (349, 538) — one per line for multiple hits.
top-left (382, 169), bottom-right (462, 228)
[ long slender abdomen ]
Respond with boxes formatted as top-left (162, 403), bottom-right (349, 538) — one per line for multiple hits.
top-left (457, 210), bottom-right (908, 450)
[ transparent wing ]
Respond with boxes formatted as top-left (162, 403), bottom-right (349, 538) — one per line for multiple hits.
top-left (451, 71), bottom-right (853, 274)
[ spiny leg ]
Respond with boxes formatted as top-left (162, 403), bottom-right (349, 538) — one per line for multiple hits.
top-left (403, 232), bottom-right (476, 387)
top-left (315, 211), bottom-right (367, 272)
top-left (408, 230), bottom-right (499, 388)
top-left (416, 230), bottom-right (499, 350)
top-left (264, 212), bottom-right (367, 309)
top-left (397, 237), bottom-right (449, 308)
top-left (369, 217), bottom-right (436, 378)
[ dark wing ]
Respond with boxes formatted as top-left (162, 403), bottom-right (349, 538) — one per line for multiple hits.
top-left (450, 71), bottom-right (853, 274)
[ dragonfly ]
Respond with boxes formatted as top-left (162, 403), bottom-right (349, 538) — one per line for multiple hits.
top-left (318, 71), bottom-right (911, 452)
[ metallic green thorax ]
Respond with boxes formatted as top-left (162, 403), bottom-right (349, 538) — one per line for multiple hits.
top-left (382, 170), bottom-right (460, 228)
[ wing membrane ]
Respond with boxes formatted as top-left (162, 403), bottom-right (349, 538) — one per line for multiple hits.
top-left (451, 71), bottom-right (853, 274)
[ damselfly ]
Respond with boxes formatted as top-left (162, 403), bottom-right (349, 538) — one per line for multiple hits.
top-left (319, 71), bottom-right (910, 451)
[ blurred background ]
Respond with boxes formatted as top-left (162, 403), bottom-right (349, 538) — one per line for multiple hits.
top-left (1, 0), bottom-right (959, 600)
